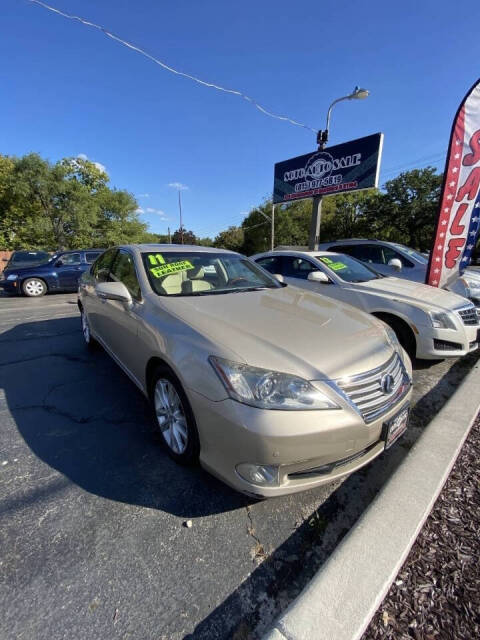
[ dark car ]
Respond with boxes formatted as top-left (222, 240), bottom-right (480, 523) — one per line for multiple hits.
top-left (0, 249), bottom-right (105, 297)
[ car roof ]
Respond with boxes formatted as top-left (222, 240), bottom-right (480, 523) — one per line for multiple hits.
top-left (319, 238), bottom-right (392, 246)
top-left (256, 250), bottom-right (341, 259)
top-left (126, 243), bottom-right (236, 255)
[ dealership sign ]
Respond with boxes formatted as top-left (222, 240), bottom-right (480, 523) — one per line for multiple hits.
top-left (426, 78), bottom-right (480, 288)
top-left (273, 133), bottom-right (384, 204)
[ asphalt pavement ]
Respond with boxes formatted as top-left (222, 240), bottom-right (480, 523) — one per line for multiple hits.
top-left (0, 292), bottom-right (478, 640)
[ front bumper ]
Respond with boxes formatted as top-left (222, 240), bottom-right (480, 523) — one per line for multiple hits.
top-left (415, 324), bottom-right (479, 359)
top-left (188, 376), bottom-right (413, 498)
top-left (0, 279), bottom-right (19, 293)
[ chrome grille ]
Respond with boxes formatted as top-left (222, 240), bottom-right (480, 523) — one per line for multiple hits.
top-left (335, 353), bottom-right (410, 424)
top-left (457, 306), bottom-right (479, 326)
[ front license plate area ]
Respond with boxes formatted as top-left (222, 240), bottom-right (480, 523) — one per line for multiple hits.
top-left (382, 405), bottom-right (409, 450)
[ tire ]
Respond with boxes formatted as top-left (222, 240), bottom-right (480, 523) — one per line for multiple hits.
top-left (386, 317), bottom-right (416, 358)
top-left (22, 278), bottom-right (47, 297)
top-left (80, 308), bottom-right (97, 349)
top-left (150, 367), bottom-right (200, 465)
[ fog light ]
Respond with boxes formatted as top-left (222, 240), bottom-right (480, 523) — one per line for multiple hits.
top-left (236, 463), bottom-right (279, 486)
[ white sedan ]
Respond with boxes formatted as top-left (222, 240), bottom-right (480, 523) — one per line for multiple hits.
top-left (253, 250), bottom-right (480, 360)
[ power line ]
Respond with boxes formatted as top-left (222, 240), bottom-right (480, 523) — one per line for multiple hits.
top-left (28, 0), bottom-right (318, 133)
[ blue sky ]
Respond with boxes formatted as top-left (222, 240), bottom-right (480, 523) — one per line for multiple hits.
top-left (2, 0), bottom-right (480, 238)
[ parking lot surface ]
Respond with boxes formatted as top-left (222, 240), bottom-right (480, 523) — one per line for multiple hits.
top-left (1, 293), bottom-right (478, 640)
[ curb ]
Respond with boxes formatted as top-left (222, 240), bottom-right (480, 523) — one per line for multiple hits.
top-left (263, 359), bottom-right (480, 640)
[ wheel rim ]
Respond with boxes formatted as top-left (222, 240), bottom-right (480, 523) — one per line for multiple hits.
top-left (81, 312), bottom-right (90, 343)
top-left (154, 379), bottom-right (188, 454)
top-left (25, 280), bottom-right (44, 296)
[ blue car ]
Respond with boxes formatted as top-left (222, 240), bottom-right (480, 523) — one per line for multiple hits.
top-left (0, 249), bottom-right (104, 297)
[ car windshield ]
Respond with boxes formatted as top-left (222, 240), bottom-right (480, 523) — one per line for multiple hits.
top-left (316, 254), bottom-right (382, 283)
top-left (142, 250), bottom-right (282, 296)
top-left (391, 243), bottom-right (428, 264)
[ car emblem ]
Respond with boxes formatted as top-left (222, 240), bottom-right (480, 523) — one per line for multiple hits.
top-left (380, 374), bottom-right (394, 395)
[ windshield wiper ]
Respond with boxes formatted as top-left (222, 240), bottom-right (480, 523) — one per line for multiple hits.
top-left (229, 286), bottom-right (272, 293)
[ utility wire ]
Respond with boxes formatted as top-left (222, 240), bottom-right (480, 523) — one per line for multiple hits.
top-left (28, 0), bottom-right (318, 133)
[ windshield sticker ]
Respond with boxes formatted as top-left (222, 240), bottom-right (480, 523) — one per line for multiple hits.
top-left (319, 257), bottom-right (347, 271)
top-left (149, 260), bottom-right (194, 278)
top-left (148, 253), bottom-right (166, 266)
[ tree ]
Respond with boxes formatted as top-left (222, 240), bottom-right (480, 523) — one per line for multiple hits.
top-left (0, 152), bottom-right (148, 250)
top-left (213, 226), bottom-right (244, 251)
top-left (362, 168), bottom-right (442, 250)
top-left (171, 227), bottom-right (198, 245)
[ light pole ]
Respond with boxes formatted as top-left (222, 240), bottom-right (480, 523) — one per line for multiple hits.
top-left (308, 86), bottom-right (369, 250)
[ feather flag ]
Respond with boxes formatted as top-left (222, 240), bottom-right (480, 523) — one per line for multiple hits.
top-left (426, 79), bottom-right (480, 287)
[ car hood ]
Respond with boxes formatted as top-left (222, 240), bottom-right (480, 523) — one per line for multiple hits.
top-left (352, 277), bottom-right (469, 311)
top-left (159, 286), bottom-right (394, 381)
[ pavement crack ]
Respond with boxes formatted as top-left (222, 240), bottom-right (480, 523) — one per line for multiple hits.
top-left (246, 505), bottom-right (267, 564)
top-left (0, 352), bottom-right (93, 367)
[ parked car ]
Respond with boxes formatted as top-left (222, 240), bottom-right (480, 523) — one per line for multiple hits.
top-left (2, 249), bottom-right (51, 270)
top-left (253, 250), bottom-right (480, 360)
top-left (78, 244), bottom-right (412, 497)
top-left (318, 239), bottom-right (480, 307)
top-left (0, 249), bottom-right (104, 296)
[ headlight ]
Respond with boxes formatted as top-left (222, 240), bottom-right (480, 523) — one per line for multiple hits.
top-left (6, 274), bottom-right (18, 281)
top-left (384, 325), bottom-right (401, 351)
top-left (209, 357), bottom-right (340, 410)
top-left (428, 311), bottom-right (456, 330)
top-left (463, 277), bottom-right (480, 297)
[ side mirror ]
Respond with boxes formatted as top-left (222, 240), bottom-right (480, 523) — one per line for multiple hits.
top-left (96, 281), bottom-right (132, 305)
top-left (55, 259), bottom-right (63, 267)
top-left (388, 258), bottom-right (402, 271)
top-left (307, 270), bottom-right (330, 283)
top-left (274, 273), bottom-right (284, 283)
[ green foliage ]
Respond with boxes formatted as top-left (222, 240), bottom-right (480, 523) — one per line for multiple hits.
top-left (0, 153), bottom-right (148, 250)
top-left (213, 226), bottom-right (244, 251)
top-left (171, 227), bottom-right (198, 245)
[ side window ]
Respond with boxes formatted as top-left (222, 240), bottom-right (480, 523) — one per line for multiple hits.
top-left (91, 249), bottom-right (117, 283)
top-left (85, 251), bottom-right (102, 264)
top-left (61, 253), bottom-right (81, 266)
top-left (283, 256), bottom-right (318, 279)
top-left (382, 246), bottom-right (414, 268)
top-left (256, 256), bottom-right (283, 275)
top-left (110, 250), bottom-right (141, 300)
top-left (329, 245), bottom-right (356, 257)
top-left (349, 245), bottom-right (385, 264)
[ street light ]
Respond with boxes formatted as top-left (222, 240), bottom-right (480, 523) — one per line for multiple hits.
top-left (308, 86), bottom-right (369, 250)
top-left (317, 86), bottom-right (370, 149)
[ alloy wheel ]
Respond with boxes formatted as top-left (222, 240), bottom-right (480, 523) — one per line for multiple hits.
top-left (81, 312), bottom-right (90, 344)
top-left (154, 379), bottom-right (188, 454)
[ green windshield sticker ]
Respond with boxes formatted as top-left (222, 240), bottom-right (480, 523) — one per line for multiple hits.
top-left (149, 260), bottom-right (194, 278)
top-left (319, 257), bottom-right (347, 271)
top-left (148, 253), bottom-right (166, 266)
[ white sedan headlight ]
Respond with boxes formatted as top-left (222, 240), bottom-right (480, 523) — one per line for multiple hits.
top-left (463, 277), bottom-right (480, 298)
top-left (6, 274), bottom-right (18, 281)
top-left (209, 357), bottom-right (340, 410)
top-left (428, 311), bottom-right (456, 330)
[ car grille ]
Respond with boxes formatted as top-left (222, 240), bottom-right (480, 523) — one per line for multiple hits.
top-left (457, 306), bottom-right (479, 326)
top-left (335, 352), bottom-right (410, 424)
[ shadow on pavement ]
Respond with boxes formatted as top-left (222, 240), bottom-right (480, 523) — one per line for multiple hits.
top-left (0, 317), bottom-right (250, 520)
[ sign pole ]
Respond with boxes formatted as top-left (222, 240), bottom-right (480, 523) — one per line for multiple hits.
top-left (271, 204), bottom-right (275, 250)
top-left (309, 195), bottom-right (322, 250)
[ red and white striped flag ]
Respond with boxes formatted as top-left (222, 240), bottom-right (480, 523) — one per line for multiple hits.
top-left (426, 79), bottom-right (480, 288)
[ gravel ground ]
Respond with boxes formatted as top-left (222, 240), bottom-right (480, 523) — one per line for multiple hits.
top-left (363, 415), bottom-right (480, 640)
